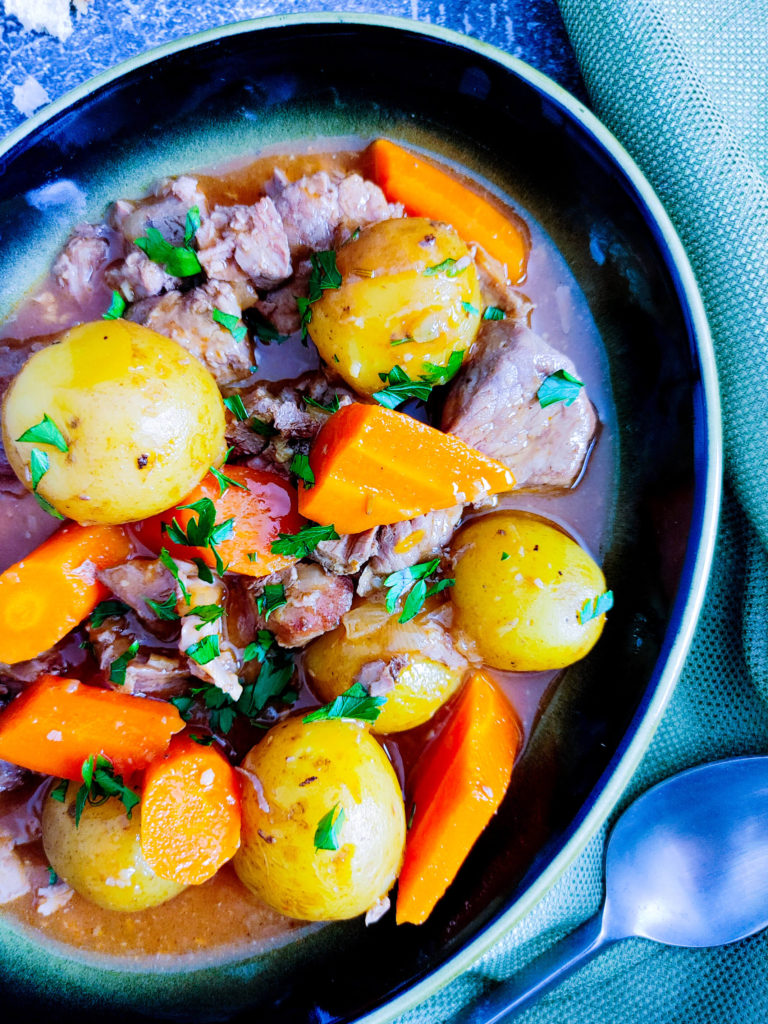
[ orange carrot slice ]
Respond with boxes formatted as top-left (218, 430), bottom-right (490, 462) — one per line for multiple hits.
top-left (0, 675), bottom-right (184, 780)
top-left (298, 404), bottom-right (515, 535)
top-left (396, 671), bottom-right (521, 925)
top-left (0, 524), bottom-right (133, 664)
top-left (132, 464), bottom-right (304, 577)
top-left (140, 734), bottom-right (241, 885)
top-left (370, 138), bottom-right (529, 284)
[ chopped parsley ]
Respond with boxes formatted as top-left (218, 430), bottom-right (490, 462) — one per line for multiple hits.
top-left (109, 640), bottom-right (140, 685)
top-left (483, 305), bottom-right (506, 321)
top-left (189, 603), bottom-right (225, 628)
top-left (16, 413), bottom-right (69, 452)
top-left (290, 452), bottom-right (315, 489)
top-left (190, 733), bottom-right (214, 746)
top-left (184, 205), bottom-right (201, 243)
top-left (501, 552), bottom-right (510, 561)
top-left (243, 629), bottom-right (275, 663)
top-left (314, 804), bottom-right (345, 851)
top-left (47, 866), bottom-right (58, 885)
top-left (164, 497), bottom-right (233, 574)
top-left (390, 336), bottom-right (414, 346)
top-left (144, 592), bottom-right (179, 621)
top-left (297, 249), bottom-right (342, 338)
top-left (578, 590), bottom-right (614, 625)
top-left (223, 394), bottom-right (249, 421)
top-left (209, 450), bottom-right (246, 497)
top-left (303, 393), bottom-right (340, 414)
top-left (420, 350), bottom-right (464, 385)
top-left (74, 754), bottom-right (139, 827)
top-left (247, 307), bottom-right (289, 344)
top-left (270, 522), bottom-right (339, 558)
top-left (213, 308), bottom-right (248, 343)
top-left (29, 449), bottom-right (49, 490)
top-left (49, 778), bottom-right (68, 803)
top-left (256, 583), bottom-right (287, 620)
top-left (192, 557), bottom-right (215, 584)
top-left (373, 354), bottom-right (464, 408)
top-left (33, 492), bottom-right (65, 520)
top-left (249, 416), bottom-right (278, 438)
top-left (185, 634), bottom-right (221, 665)
top-left (134, 206), bottom-right (202, 277)
top-left (461, 301), bottom-right (480, 315)
top-left (303, 682), bottom-right (386, 724)
top-left (408, 803), bottom-right (417, 830)
top-left (102, 290), bottom-right (126, 320)
top-left (537, 369), bottom-right (585, 409)
top-left (423, 256), bottom-right (468, 277)
top-left (383, 558), bottom-right (454, 623)
top-left (159, 547), bottom-right (190, 604)
top-left (90, 599), bottom-right (131, 628)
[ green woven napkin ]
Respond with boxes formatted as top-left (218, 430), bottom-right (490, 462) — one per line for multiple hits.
top-left (397, 2), bottom-right (768, 1020)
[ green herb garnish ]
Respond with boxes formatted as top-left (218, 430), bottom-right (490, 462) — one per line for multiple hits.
top-left (461, 301), bottom-right (480, 315)
top-left (243, 629), bottom-right (275, 663)
top-left (224, 394), bottom-right (249, 421)
top-left (373, 365), bottom-right (433, 409)
top-left (390, 336), bottom-right (414, 346)
top-left (290, 452), bottom-right (315, 489)
top-left (501, 552), bottom-right (510, 561)
top-left (165, 497), bottom-right (233, 575)
top-left (159, 547), bottom-right (190, 604)
top-left (29, 449), bottom-right (49, 490)
top-left (190, 603), bottom-right (225, 628)
top-left (184, 205), bottom-right (201, 243)
top-left (248, 308), bottom-right (289, 344)
top-left (383, 558), bottom-right (454, 623)
top-left (91, 599), bottom-right (131, 628)
top-left (16, 413), bottom-right (68, 452)
top-left (47, 866), bottom-right (58, 885)
top-left (103, 290), bottom-right (126, 320)
top-left (249, 416), bottom-right (278, 438)
top-left (50, 779), bottom-right (68, 803)
top-left (74, 755), bottom-right (139, 827)
top-left (186, 634), bottom-right (221, 665)
top-left (303, 393), bottom-right (340, 414)
top-left (109, 640), bottom-right (140, 685)
top-left (270, 522), bottom-right (339, 558)
top-left (33, 492), bottom-right (66, 520)
top-left (212, 308), bottom-right (247, 343)
top-left (297, 249), bottom-right (342, 338)
top-left (256, 583), bottom-right (287, 620)
top-left (577, 590), bottom-right (614, 625)
top-left (314, 804), bottom-right (345, 851)
top-left (190, 733), bottom-right (214, 746)
top-left (537, 369), bottom-right (585, 409)
top-left (483, 306), bottom-right (505, 321)
top-left (423, 257), bottom-right (467, 277)
top-left (186, 646), bottom-right (295, 733)
top-left (134, 208), bottom-right (202, 277)
top-left (192, 557), bottom-right (215, 584)
top-left (209, 456), bottom-right (246, 497)
top-left (303, 682), bottom-right (386, 724)
top-left (144, 592), bottom-right (179, 621)
top-left (420, 350), bottom-right (464, 385)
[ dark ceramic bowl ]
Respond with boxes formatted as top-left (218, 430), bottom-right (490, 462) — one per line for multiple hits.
top-left (0, 13), bottom-right (720, 1024)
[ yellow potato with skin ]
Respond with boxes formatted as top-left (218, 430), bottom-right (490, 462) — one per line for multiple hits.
top-left (451, 511), bottom-right (610, 671)
top-left (234, 718), bottom-right (405, 921)
top-left (310, 218), bottom-right (482, 395)
top-left (42, 784), bottom-right (186, 912)
top-left (2, 320), bottom-right (227, 524)
top-left (304, 599), bottom-right (466, 733)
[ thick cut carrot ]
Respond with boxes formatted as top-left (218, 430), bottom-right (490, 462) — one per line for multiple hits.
top-left (298, 404), bottom-right (515, 535)
top-left (132, 465), bottom-right (304, 577)
top-left (140, 734), bottom-right (241, 885)
top-left (369, 138), bottom-right (529, 284)
top-left (396, 671), bottom-right (521, 925)
top-left (0, 675), bottom-right (184, 780)
top-left (0, 524), bottom-right (132, 664)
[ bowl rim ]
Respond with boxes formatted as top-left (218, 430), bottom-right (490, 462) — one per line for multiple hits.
top-left (0, 11), bottom-right (723, 1023)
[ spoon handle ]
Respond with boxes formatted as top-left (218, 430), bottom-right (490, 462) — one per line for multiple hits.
top-left (454, 912), bottom-right (611, 1024)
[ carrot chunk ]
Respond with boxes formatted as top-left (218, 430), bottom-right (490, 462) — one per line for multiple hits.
top-left (0, 675), bottom-right (184, 780)
top-left (396, 671), bottom-right (521, 925)
top-left (0, 524), bottom-right (133, 664)
top-left (131, 464), bottom-right (304, 577)
top-left (369, 138), bottom-right (529, 284)
top-left (140, 734), bottom-right (241, 885)
top-left (298, 404), bottom-right (515, 535)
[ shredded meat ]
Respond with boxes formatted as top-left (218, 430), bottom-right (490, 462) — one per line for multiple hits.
top-left (52, 222), bottom-right (124, 307)
top-left (175, 563), bottom-right (242, 701)
top-left (0, 833), bottom-right (30, 905)
top-left (88, 618), bottom-right (189, 697)
top-left (97, 558), bottom-right (176, 626)
top-left (106, 249), bottom-right (179, 302)
top-left (312, 529), bottom-right (380, 576)
top-left (196, 198), bottom-right (292, 289)
top-left (128, 280), bottom-right (254, 385)
top-left (253, 563), bottom-right (353, 648)
top-left (253, 259), bottom-right (312, 335)
top-left (441, 321), bottom-right (597, 489)
top-left (110, 175), bottom-right (208, 247)
top-left (369, 506), bottom-right (463, 575)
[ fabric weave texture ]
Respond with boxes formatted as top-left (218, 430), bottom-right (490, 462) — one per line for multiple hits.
top-left (398, 2), bottom-right (768, 1020)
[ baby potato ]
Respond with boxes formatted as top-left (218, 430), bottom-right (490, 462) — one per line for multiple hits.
top-left (304, 599), bottom-right (466, 733)
top-left (310, 218), bottom-right (482, 395)
top-left (42, 784), bottom-right (186, 912)
top-left (451, 510), bottom-right (610, 671)
top-left (234, 718), bottom-right (405, 921)
top-left (2, 320), bottom-right (227, 524)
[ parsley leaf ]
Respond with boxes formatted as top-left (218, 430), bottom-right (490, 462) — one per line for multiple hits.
top-left (420, 350), bottom-right (464, 385)
top-left (192, 557), bottom-right (215, 583)
top-left (224, 394), bottom-right (248, 421)
top-left (501, 551), bottom-right (510, 561)
top-left (249, 416), bottom-right (278, 438)
top-left (270, 522), bottom-right (339, 558)
top-left (29, 448), bottom-right (49, 490)
top-left (190, 733), bottom-right (213, 746)
top-left (297, 249), bottom-right (342, 338)
top-left (213, 308), bottom-right (247, 343)
top-left (383, 558), bottom-right (453, 623)
top-left (166, 497), bottom-right (233, 574)
top-left (186, 635), bottom-right (221, 665)
top-left (303, 393), bottom-right (340, 414)
top-left (238, 651), bottom-right (295, 718)
top-left (461, 301), bottom-right (480, 315)
top-left (49, 779), bottom-right (68, 803)
top-left (314, 804), bottom-right (345, 851)
top-left (246, 307), bottom-right (289, 344)
top-left (109, 640), bottom-right (140, 685)
top-left (537, 369), bottom-right (585, 409)
top-left (134, 224), bottom-right (202, 277)
top-left (303, 681), bottom-right (386, 724)
top-left (103, 290), bottom-right (126, 320)
top-left (577, 590), bottom-right (614, 625)
top-left (184, 205), bottom-right (201, 244)
top-left (209, 462), bottom-right (246, 497)
top-left (425, 578), bottom-right (455, 598)
top-left (169, 695), bottom-right (195, 720)
top-left (144, 592), bottom-right (179, 621)
top-left (91, 599), bottom-right (131, 628)
top-left (33, 492), bottom-right (65, 520)
top-left (373, 365), bottom-right (433, 408)
top-left (423, 257), bottom-right (468, 277)
top-left (256, 583), bottom-right (287, 620)
top-left (243, 630), bottom-right (275, 663)
top-left (47, 866), bottom-right (58, 885)
top-left (189, 603), bottom-right (225, 628)
top-left (483, 305), bottom-right (506, 321)
top-left (74, 755), bottom-right (139, 827)
top-left (159, 547), bottom-right (190, 604)
top-left (390, 336), bottom-right (413, 346)
top-left (290, 452), bottom-right (315, 488)
top-left (16, 413), bottom-right (68, 452)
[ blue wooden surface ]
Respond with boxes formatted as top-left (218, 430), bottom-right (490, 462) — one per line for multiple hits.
top-left (0, 0), bottom-right (584, 138)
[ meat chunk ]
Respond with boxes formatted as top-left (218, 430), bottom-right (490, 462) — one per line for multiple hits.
top-left (312, 529), bottom-right (380, 576)
top-left (441, 321), bottom-right (597, 490)
top-left (105, 249), bottom-right (180, 302)
top-left (35, 880), bottom-right (74, 917)
top-left (0, 760), bottom-right (27, 794)
top-left (225, 371), bottom-right (356, 460)
top-left (88, 618), bottom-right (189, 697)
top-left (52, 222), bottom-right (124, 307)
top-left (196, 198), bottom-right (292, 289)
top-left (252, 258), bottom-right (312, 336)
top-left (110, 175), bottom-right (208, 247)
top-left (0, 834), bottom-right (30, 905)
top-left (97, 558), bottom-right (176, 626)
top-left (175, 563), bottom-right (241, 701)
top-left (253, 563), bottom-right (353, 648)
top-left (369, 506), bottom-right (463, 575)
top-left (272, 171), bottom-right (401, 254)
top-left (128, 280), bottom-right (253, 385)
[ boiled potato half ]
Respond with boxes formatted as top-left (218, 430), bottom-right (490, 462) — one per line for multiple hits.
top-left (42, 783), bottom-right (186, 912)
top-left (2, 320), bottom-right (227, 524)
top-left (451, 510), bottom-right (610, 671)
top-left (235, 718), bottom-right (405, 921)
top-left (310, 218), bottom-right (482, 394)
top-left (304, 599), bottom-right (466, 733)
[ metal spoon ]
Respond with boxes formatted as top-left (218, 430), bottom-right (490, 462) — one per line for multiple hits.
top-left (457, 755), bottom-right (768, 1023)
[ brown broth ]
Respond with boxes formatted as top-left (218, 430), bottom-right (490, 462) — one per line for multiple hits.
top-left (0, 139), bottom-right (615, 961)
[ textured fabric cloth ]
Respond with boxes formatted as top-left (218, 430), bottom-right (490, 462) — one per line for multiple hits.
top-left (397, 2), bottom-right (768, 1021)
